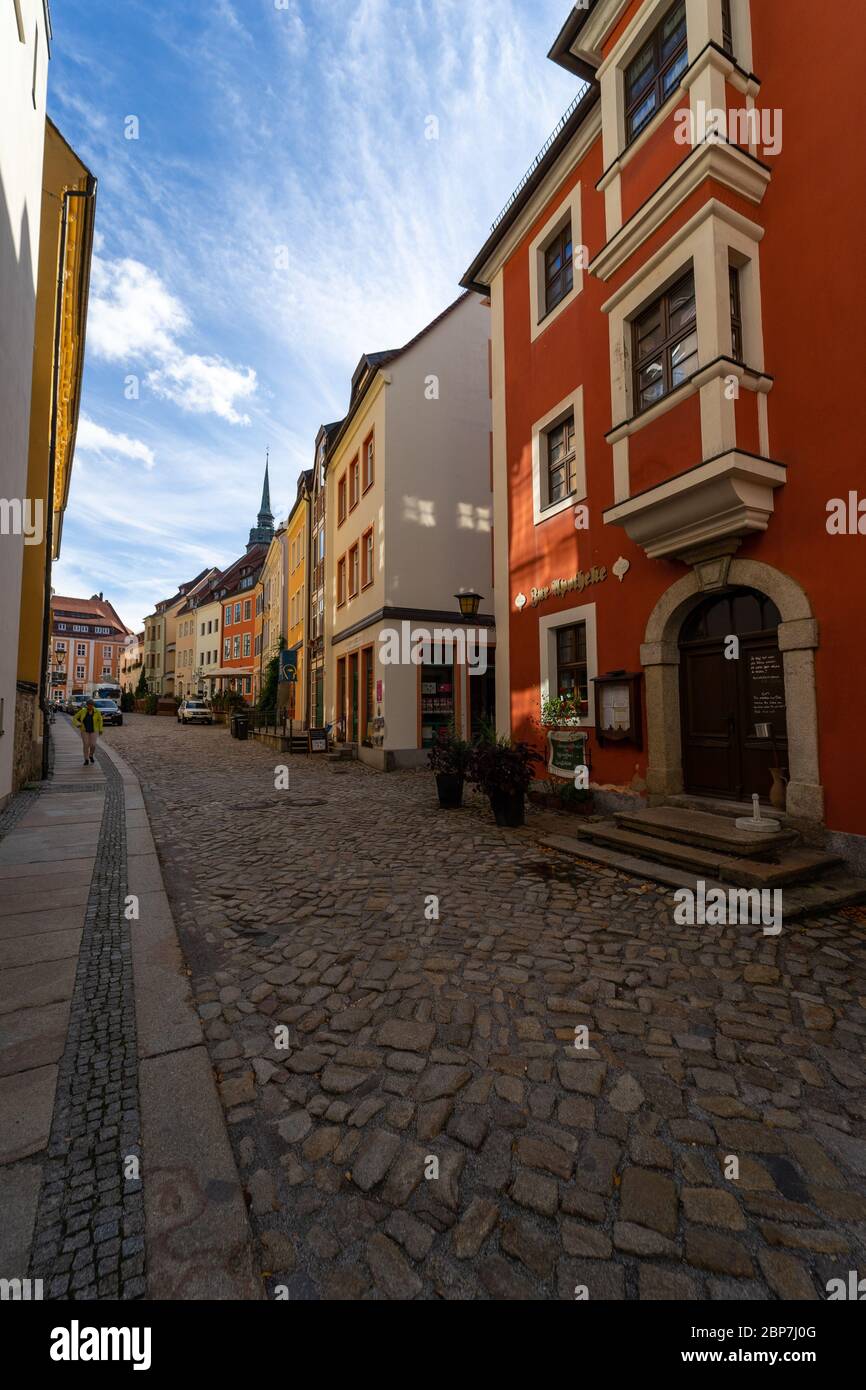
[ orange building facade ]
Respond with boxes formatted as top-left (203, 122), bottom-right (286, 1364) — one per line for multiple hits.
top-left (463, 0), bottom-right (866, 868)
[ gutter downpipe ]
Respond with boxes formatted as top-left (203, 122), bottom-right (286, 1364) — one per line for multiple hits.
top-left (40, 176), bottom-right (97, 779)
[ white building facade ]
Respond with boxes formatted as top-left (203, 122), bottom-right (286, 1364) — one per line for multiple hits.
top-left (325, 293), bottom-right (495, 769)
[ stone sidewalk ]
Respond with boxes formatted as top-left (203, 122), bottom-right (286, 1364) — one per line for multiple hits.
top-left (0, 715), bottom-right (259, 1299)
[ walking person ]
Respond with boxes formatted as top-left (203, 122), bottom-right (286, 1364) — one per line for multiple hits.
top-left (73, 699), bottom-right (103, 766)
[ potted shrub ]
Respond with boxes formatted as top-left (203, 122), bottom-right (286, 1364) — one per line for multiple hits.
top-left (428, 726), bottom-right (471, 809)
top-left (468, 734), bottom-right (540, 828)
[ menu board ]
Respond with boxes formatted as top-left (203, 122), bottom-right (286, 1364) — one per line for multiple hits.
top-left (749, 651), bottom-right (786, 722)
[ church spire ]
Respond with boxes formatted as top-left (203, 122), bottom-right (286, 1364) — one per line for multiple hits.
top-left (259, 450), bottom-right (272, 523)
top-left (247, 452), bottom-right (275, 550)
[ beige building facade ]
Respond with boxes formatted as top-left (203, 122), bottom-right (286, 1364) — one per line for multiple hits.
top-left (325, 293), bottom-right (495, 768)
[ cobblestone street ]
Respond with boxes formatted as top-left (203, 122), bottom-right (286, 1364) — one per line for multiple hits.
top-left (111, 714), bottom-right (866, 1301)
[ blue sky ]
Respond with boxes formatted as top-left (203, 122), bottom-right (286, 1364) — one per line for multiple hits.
top-left (48, 0), bottom-right (580, 632)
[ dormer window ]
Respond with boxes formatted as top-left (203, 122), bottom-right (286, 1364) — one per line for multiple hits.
top-left (625, 1), bottom-right (688, 143)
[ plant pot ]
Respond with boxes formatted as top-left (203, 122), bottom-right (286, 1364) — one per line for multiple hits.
top-left (435, 773), bottom-right (464, 809)
top-left (769, 767), bottom-right (788, 812)
top-left (489, 789), bottom-right (525, 828)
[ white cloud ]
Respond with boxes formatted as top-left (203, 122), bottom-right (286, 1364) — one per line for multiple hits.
top-left (76, 416), bottom-right (156, 470)
top-left (87, 255), bottom-right (257, 426)
top-left (146, 353), bottom-right (257, 426)
top-left (88, 256), bottom-right (188, 361)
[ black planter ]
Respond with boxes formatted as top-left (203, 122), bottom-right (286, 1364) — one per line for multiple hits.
top-left (436, 773), bottom-right (464, 809)
top-left (488, 789), bottom-right (525, 828)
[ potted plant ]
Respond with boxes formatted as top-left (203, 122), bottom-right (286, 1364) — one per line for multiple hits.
top-left (468, 734), bottom-right (540, 828)
top-left (428, 726), bottom-right (471, 809)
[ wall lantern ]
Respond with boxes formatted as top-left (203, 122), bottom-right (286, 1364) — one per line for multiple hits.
top-left (455, 591), bottom-right (483, 620)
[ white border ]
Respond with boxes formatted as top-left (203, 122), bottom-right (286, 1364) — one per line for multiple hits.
top-left (538, 600), bottom-right (599, 727)
top-left (529, 183), bottom-right (583, 342)
top-left (531, 385), bottom-right (587, 526)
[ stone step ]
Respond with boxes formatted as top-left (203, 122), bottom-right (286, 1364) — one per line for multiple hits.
top-left (538, 831), bottom-right (718, 892)
top-left (574, 821), bottom-right (842, 887)
top-left (665, 793), bottom-right (797, 825)
top-left (536, 833), bottom-right (866, 922)
top-left (780, 875), bottom-right (866, 919)
top-left (614, 806), bottom-right (798, 858)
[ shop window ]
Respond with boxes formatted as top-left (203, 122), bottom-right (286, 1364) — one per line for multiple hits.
top-left (362, 647), bottom-right (375, 745)
top-left (362, 527), bottom-right (374, 588)
top-left (556, 623), bottom-right (589, 716)
top-left (631, 266), bottom-right (697, 412)
top-left (420, 657), bottom-right (455, 749)
top-left (337, 658), bottom-right (347, 740)
top-left (625, 1), bottom-right (688, 143)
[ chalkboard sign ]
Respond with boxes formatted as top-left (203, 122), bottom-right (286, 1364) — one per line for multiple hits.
top-left (308, 728), bottom-right (328, 754)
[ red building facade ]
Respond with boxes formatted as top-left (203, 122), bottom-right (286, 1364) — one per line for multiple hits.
top-left (463, 0), bottom-right (866, 868)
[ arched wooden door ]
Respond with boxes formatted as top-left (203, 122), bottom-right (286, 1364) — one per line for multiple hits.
top-left (679, 588), bottom-right (787, 802)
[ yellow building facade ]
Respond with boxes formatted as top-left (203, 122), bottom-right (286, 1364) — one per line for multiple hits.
top-left (15, 118), bottom-right (96, 784)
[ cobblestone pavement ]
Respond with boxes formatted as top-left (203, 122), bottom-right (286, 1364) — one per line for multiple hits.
top-left (111, 714), bottom-right (866, 1301)
top-left (28, 748), bottom-right (146, 1300)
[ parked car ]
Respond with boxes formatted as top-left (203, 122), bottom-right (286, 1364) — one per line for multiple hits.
top-left (92, 698), bottom-right (123, 726)
top-left (66, 694), bottom-right (87, 716)
top-left (177, 699), bottom-right (213, 725)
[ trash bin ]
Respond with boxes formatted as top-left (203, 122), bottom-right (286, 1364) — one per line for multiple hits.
top-left (229, 714), bottom-right (239, 739)
top-left (235, 716), bottom-right (249, 742)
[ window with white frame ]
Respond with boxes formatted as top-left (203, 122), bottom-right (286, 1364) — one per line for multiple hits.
top-left (530, 386), bottom-right (587, 524)
top-left (243, 634), bottom-right (251, 658)
top-left (528, 184), bottom-right (583, 341)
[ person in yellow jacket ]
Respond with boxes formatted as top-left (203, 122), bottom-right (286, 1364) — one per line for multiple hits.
top-left (72, 699), bottom-right (104, 765)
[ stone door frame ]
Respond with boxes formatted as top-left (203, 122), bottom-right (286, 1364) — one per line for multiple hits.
top-left (640, 559), bottom-right (823, 823)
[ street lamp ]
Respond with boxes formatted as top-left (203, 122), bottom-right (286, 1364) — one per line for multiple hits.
top-left (455, 591), bottom-right (483, 620)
